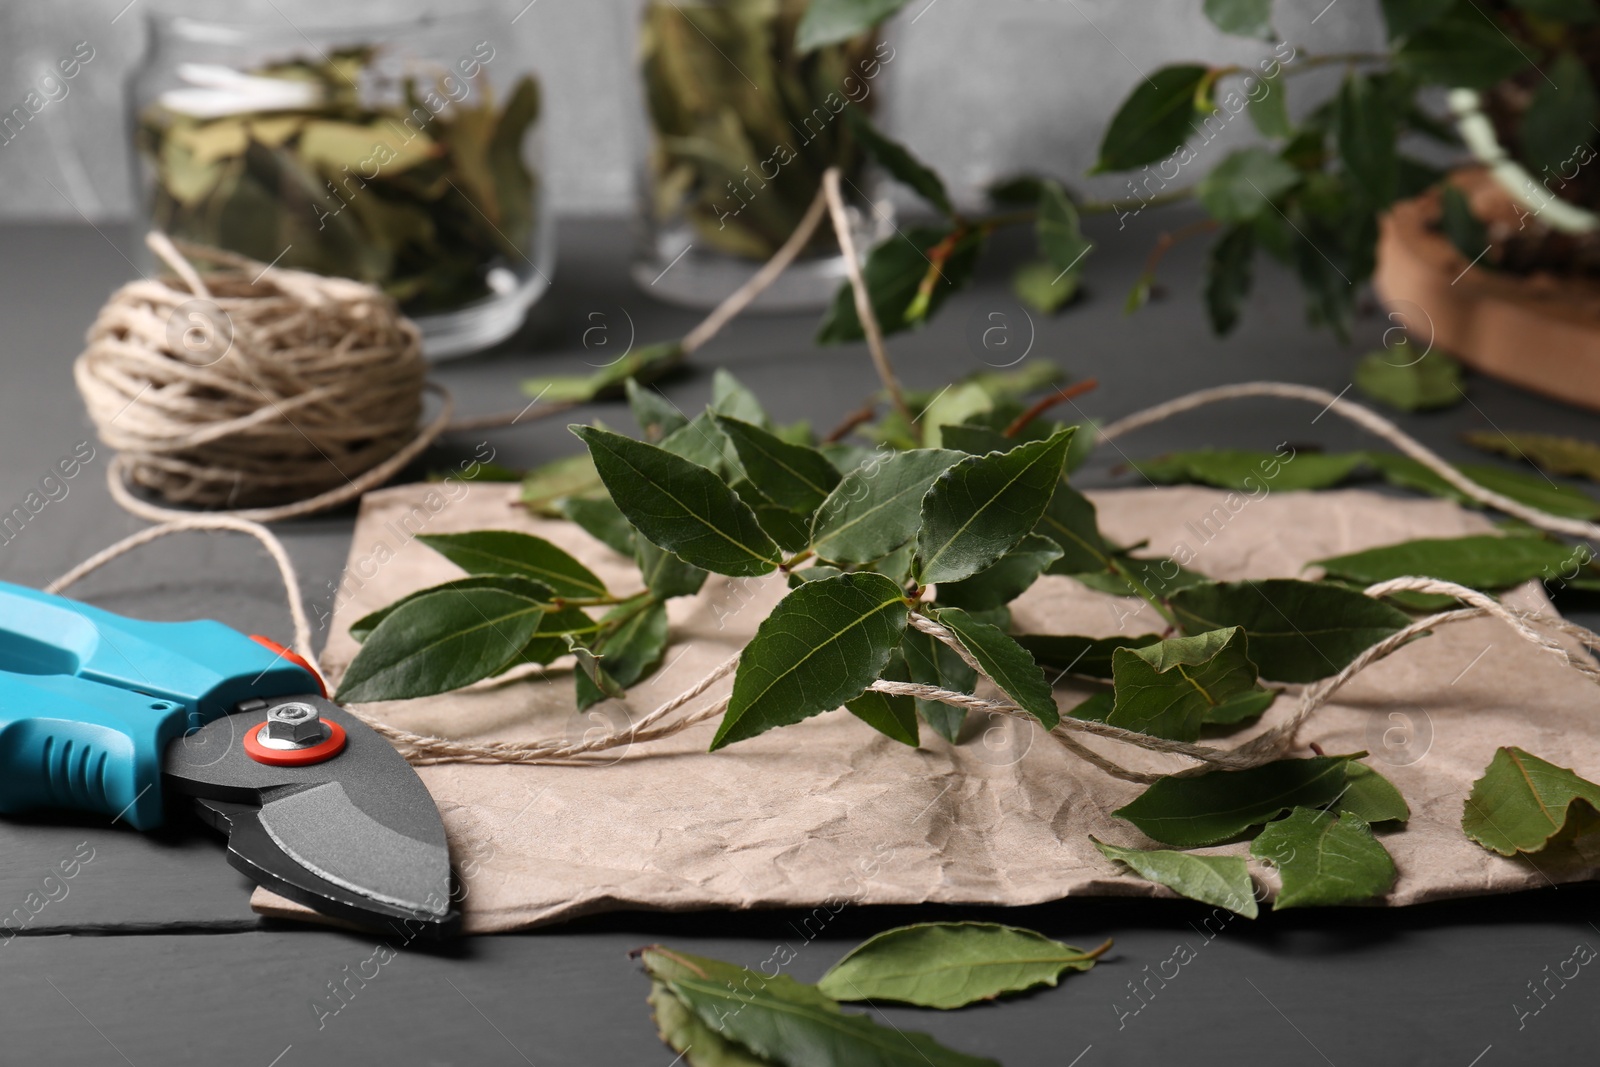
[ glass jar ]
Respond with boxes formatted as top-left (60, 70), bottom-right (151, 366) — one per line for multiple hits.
top-left (627, 0), bottom-right (895, 310)
top-left (128, 9), bottom-right (553, 360)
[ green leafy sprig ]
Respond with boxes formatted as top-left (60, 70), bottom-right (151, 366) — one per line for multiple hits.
top-left (768, 0), bottom-right (1593, 343)
top-left (641, 921), bottom-right (1108, 1065)
top-left (329, 354), bottom-right (1600, 912)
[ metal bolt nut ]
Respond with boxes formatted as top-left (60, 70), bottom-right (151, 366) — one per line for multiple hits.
top-left (263, 701), bottom-right (326, 745)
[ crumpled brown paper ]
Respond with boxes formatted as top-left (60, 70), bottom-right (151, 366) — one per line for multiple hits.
top-left (253, 484), bottom-right (1600, 932)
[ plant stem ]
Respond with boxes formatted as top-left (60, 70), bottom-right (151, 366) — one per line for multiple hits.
top-left (780, 549), bottom-right (815, 571)
top-left (1003, 378), bottom-right (1100, 437)
top-left (823, 399), bottom-right (878, 443)
top-left (907, 225), bottom-right (969, 324)
top-left (552, 594), bottom-right (635, 609)
top-left (1288, 51), bottom-right (1391, 71)
top-left (823, 167), bottom-right (915, 431)
top-left (1078, 187), bottom-right (1195, 216)
top-left (585, 591), bottom-right (658, 649)
top-left (1138, 218), bottom-right (1221, 284)
top-left (1083, 937), bottom-right (1115, 961)
top-left (1108, 557), bottom-right (1179, 629)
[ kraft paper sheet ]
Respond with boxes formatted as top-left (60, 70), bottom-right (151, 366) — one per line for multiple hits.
top-left (253, 484), bottom-right (1600, 931)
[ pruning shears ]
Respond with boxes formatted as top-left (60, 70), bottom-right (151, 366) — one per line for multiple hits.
top-left (0, 581), bottom-right (457, 935)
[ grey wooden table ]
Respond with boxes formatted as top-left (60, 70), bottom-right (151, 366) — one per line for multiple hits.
top-left (3, 211), bottom-right (1597, 1066)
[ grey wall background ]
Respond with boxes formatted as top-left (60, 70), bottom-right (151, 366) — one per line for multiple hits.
top-left (0, 0), bottom-right (1383, 222)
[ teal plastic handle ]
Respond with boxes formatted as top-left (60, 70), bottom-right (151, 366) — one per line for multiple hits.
top-left (0, 581), bottom-right (319, 830)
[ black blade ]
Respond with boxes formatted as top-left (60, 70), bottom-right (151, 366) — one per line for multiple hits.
top-left (164, 693), bottom-right (458, 936)
top-left (192, 799), bottom-right (458, 936)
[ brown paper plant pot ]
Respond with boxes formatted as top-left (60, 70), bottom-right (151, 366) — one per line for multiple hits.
top-left (1375, 168), bottom-right (1600, 413)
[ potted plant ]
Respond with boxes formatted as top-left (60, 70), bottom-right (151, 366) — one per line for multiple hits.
top-left (747, 0), bottom-right (1597, 409)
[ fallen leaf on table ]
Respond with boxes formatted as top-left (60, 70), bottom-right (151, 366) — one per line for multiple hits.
top-left (816, 922), bottom-right (1109, 1008)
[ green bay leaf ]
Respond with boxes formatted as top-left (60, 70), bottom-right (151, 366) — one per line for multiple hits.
top-left (1205, 222), bottom-right (1255, 335)
top-left (1037, 179), bottom-right (1094, 275)
top-left (1011, 633), bottom-right (1163, 679)
top-left (817, 922), bottom-right (1105, 1009)
top-left (660, 411), bottom-right (735, 473)
top-left (1251, 807), bottom-right (1397, 908)
top-left (916, 428), bottom-right (1074, 585)
top-left (846, 652), bottom-right (918, 747)
top-left (710, 368), bottom-right (768, 427)
top-left (523, 341), bottom-right (684, 405)
top-left (1314, 533), bottom-right (1577, 591)
top-left (1203, 0), bottom-right (1274, 38)
top-left (934, 534), bottom-right (1062, 612)
top-left (418, 530), bottom-right (606, 599)
top-left (1077, 554), bottom-right (1209, 599)
top-left (594, 600), bottom-right (669, 689)
top-left (1462, 430), bottom-right (1600, 483)
top-left (1336, 72), bottom-right (1398, 208)
top-left (641, 945), bottom-right (836, 1005)
top-left (1353, 349), bottom-right (1463, 412)
top-left (559, 496), bottom-right (637, 558)
top-left (1337, 762), bottom-right (1410, 824)
top-left (335, 585), bottom-right (546, 702)
top-left (627, 378), bottom-right (689, 443)
top-left (641, 944), bottom-right (842, 1067)
top-left (1247, 67), bottom-right (1291, 138)
top-left (935, 423), bottom-right (1010, 457)
top-left (1091, 837), bottom-right (1258, 917)
top-left (520, 452), bottom-right (602, 515)
top-left (669, 976), bottom-right (999, 1067)
top-left (810, 448), bottom-right (963, 565)
top-left (571, 643), bottom-right (627, 708)
top-left (648, 981), bottom-right (773, 1067)
top-left (1093, 64), bottom-right (1211, 173)
top-left (795, 0), bottom-right (914, 52)
top-left (715, 414), bottom-right (841, 516)
top-left (713, 573), bottom-right (910, 749)
top-left (349, 574), bottom-right (553, 642)
top-left (1204, 685), bottom-right (1276, 727)
top-left (1462, 747), bottom-right (1600, 856)
top-left (1396, 9), bottom-right (1531, 89)
top-left (1036, 483), bottom-right (1118, 574)
top-left (516, 603), bottom-right (603, 667)
top-left (1114, 755), bottom-right (1353, 847)
top-left (902, 627), bottom-right (976, 743)
top-left (1012, 259), bottom-right (1081, 314)
top-left (1135, 448), bottom-right (1360, 492)
top-left (1367, 452), bottom-right (1600, 520)
top-left (1197, 147), bottom-right (1299, 224)
top-left (1106, 627), bottom-right (1260, 741)
top-left (636, 536), bottom-right (709, 600)
top-left (574, 425), bottom-right (780, 577)
top-left (845, 108), bottom-right (952, 216)
top-left (936, 607), bottom-right (1058, 728)
top-left (816, 227), bottom-right (981, 344)
top-left (1169, 578), bottom-right (1412, 683)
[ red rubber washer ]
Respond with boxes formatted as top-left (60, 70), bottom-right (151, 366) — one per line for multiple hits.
top-left (243, 719), bottom-right (347, 766)
top-left (249, 634), bottom-right (328, 698)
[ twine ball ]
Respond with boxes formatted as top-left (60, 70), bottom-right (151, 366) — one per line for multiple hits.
top-left (75, 236), bottom-right (430, 515)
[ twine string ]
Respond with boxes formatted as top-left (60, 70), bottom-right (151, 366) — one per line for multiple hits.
top-left (78, 233), bottom-right (442, 524)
